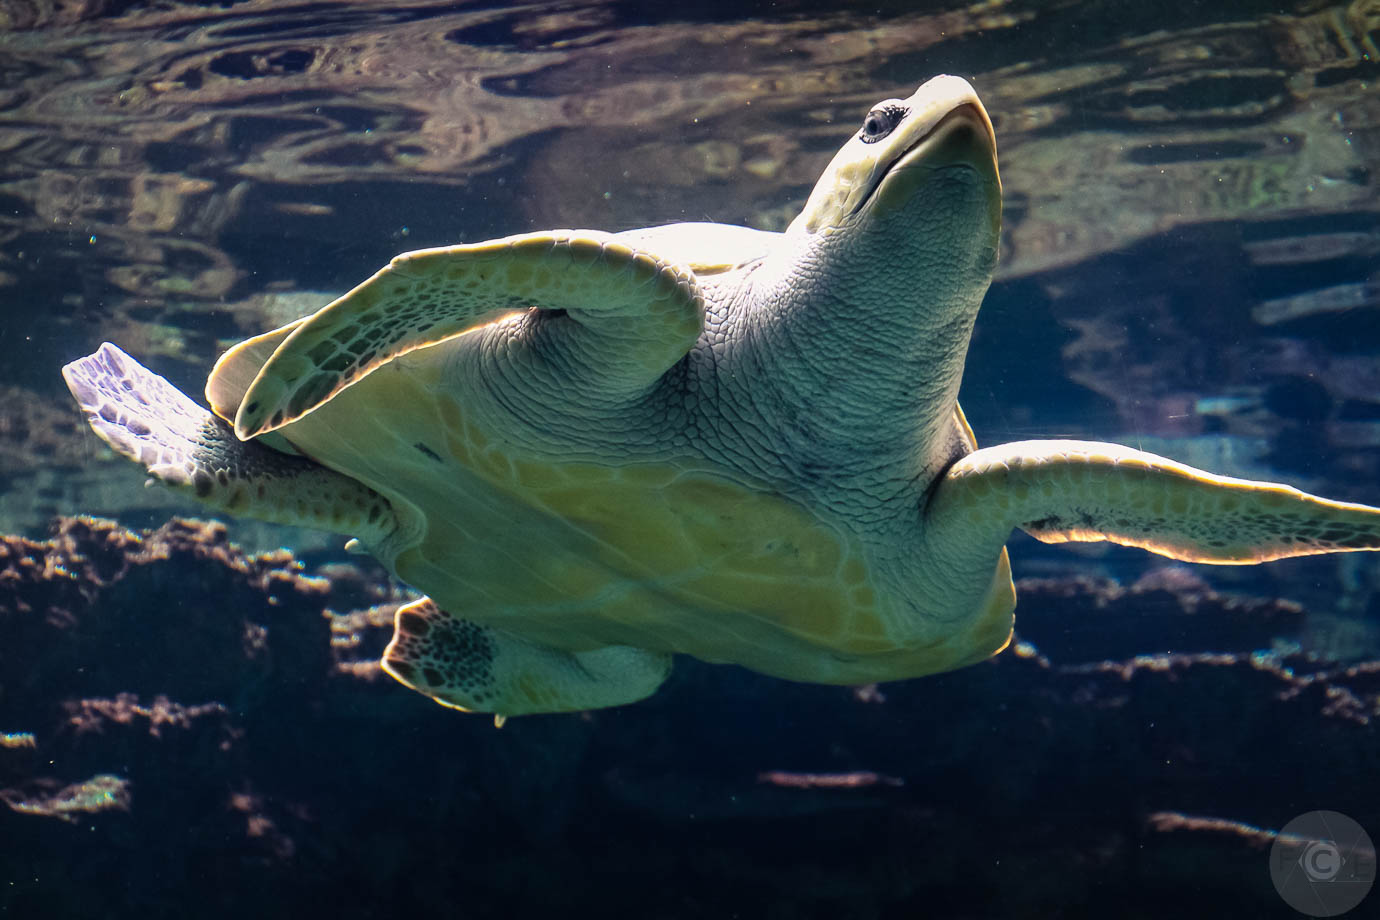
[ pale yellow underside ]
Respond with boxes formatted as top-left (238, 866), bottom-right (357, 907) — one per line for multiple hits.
top-left (266, 347), bottom-right (1012, 685)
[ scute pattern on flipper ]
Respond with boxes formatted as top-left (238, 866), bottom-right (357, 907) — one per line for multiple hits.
top-left (1024, 485), bottom-right (1380, 557)
top-left (235, 230), bottom-right (705, 439)
top-left (205, 318), bottom-right (304, 423)
top-left (61, 343), bottom-right (398, 540)
top-left (383, 598), bottom-right (500, 709)
top-left (380, 597), bottom-right (674, 716)
top-left (939, 440), bottom-right (1380, 564)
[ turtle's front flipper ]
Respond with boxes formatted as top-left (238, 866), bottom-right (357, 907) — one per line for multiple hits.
top-left (62, 343), bottom-right (398, 544)
top-left (928, 439), bottom-right (1380, 564)
top-left (235, 230), bottom-right (704, 439)
top-left (383, 598), bottom-right (673, 718)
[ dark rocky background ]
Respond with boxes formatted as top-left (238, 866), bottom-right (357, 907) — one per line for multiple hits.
top-left (2, 517), bottom-right (1376, 918)
top-left (2, 0), bottom-right (1379, 917)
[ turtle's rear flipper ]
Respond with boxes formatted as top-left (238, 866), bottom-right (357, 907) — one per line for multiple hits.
top-left (929, 439), bottom-right (1380, 565)
top-left (383, 598), bottom-right (673, 718)
top-left (62, 342), bottom-right (397, 542)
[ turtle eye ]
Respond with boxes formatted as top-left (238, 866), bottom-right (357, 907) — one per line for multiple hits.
top-left (859, 104), bottom-right (907, 144)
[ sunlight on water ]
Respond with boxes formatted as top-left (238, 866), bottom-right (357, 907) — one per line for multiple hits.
top-left (0, 2), bottom-right (1377, 917)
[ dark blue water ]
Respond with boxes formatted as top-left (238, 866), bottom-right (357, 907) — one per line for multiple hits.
top-left (1, 2), bottom-right (1377, 917)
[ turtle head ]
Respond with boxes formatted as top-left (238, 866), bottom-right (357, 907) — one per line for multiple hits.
top-left (789, 75), bottom-right (1000, 242)
top-left (750, 77), bottom-right (1002, 483)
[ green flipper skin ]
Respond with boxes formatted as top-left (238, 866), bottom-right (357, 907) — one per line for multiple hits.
top-left (929, 440), bottom-right (1380, 564)
top-left (62, 343), bottom-right (398, 543)
top-left (205, 318), bottom-right (303, 425)
top-left (235, 230), bottom-right (705, 439)
top-left (382, 598), bottom-right (673, 718)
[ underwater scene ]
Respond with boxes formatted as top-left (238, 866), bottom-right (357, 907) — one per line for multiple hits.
top-left (2, 0), bottom-right (1379, 917)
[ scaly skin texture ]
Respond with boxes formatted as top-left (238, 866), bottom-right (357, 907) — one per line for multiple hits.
top-left (63, 343), bottom-right (396, 542)
top-left (62, 75), bottom-right (1380, 717)
top-left (240, 76), bottom-right (1010, 693)
top-left (233, 230), bottom-right (704, 439)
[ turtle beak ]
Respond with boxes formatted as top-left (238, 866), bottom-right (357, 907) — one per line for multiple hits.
top-left (920, 102), bottom-right (998, 182)
top-left (886, 92), bottom-right (999, 197)
top-left (869, 84), bottom-right (1001, 233)
top-left (789, 75), bottom-right (1001, 235)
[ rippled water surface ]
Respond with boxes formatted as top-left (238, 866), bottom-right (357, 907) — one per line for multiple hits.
top-left (3, 1), bottom-right (1378, 550)
top-left (1, 1), bottom-right (1379, 916)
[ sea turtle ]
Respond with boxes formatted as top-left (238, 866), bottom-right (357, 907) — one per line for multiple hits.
top-left (63, 75), bottom-right (1380, 720)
